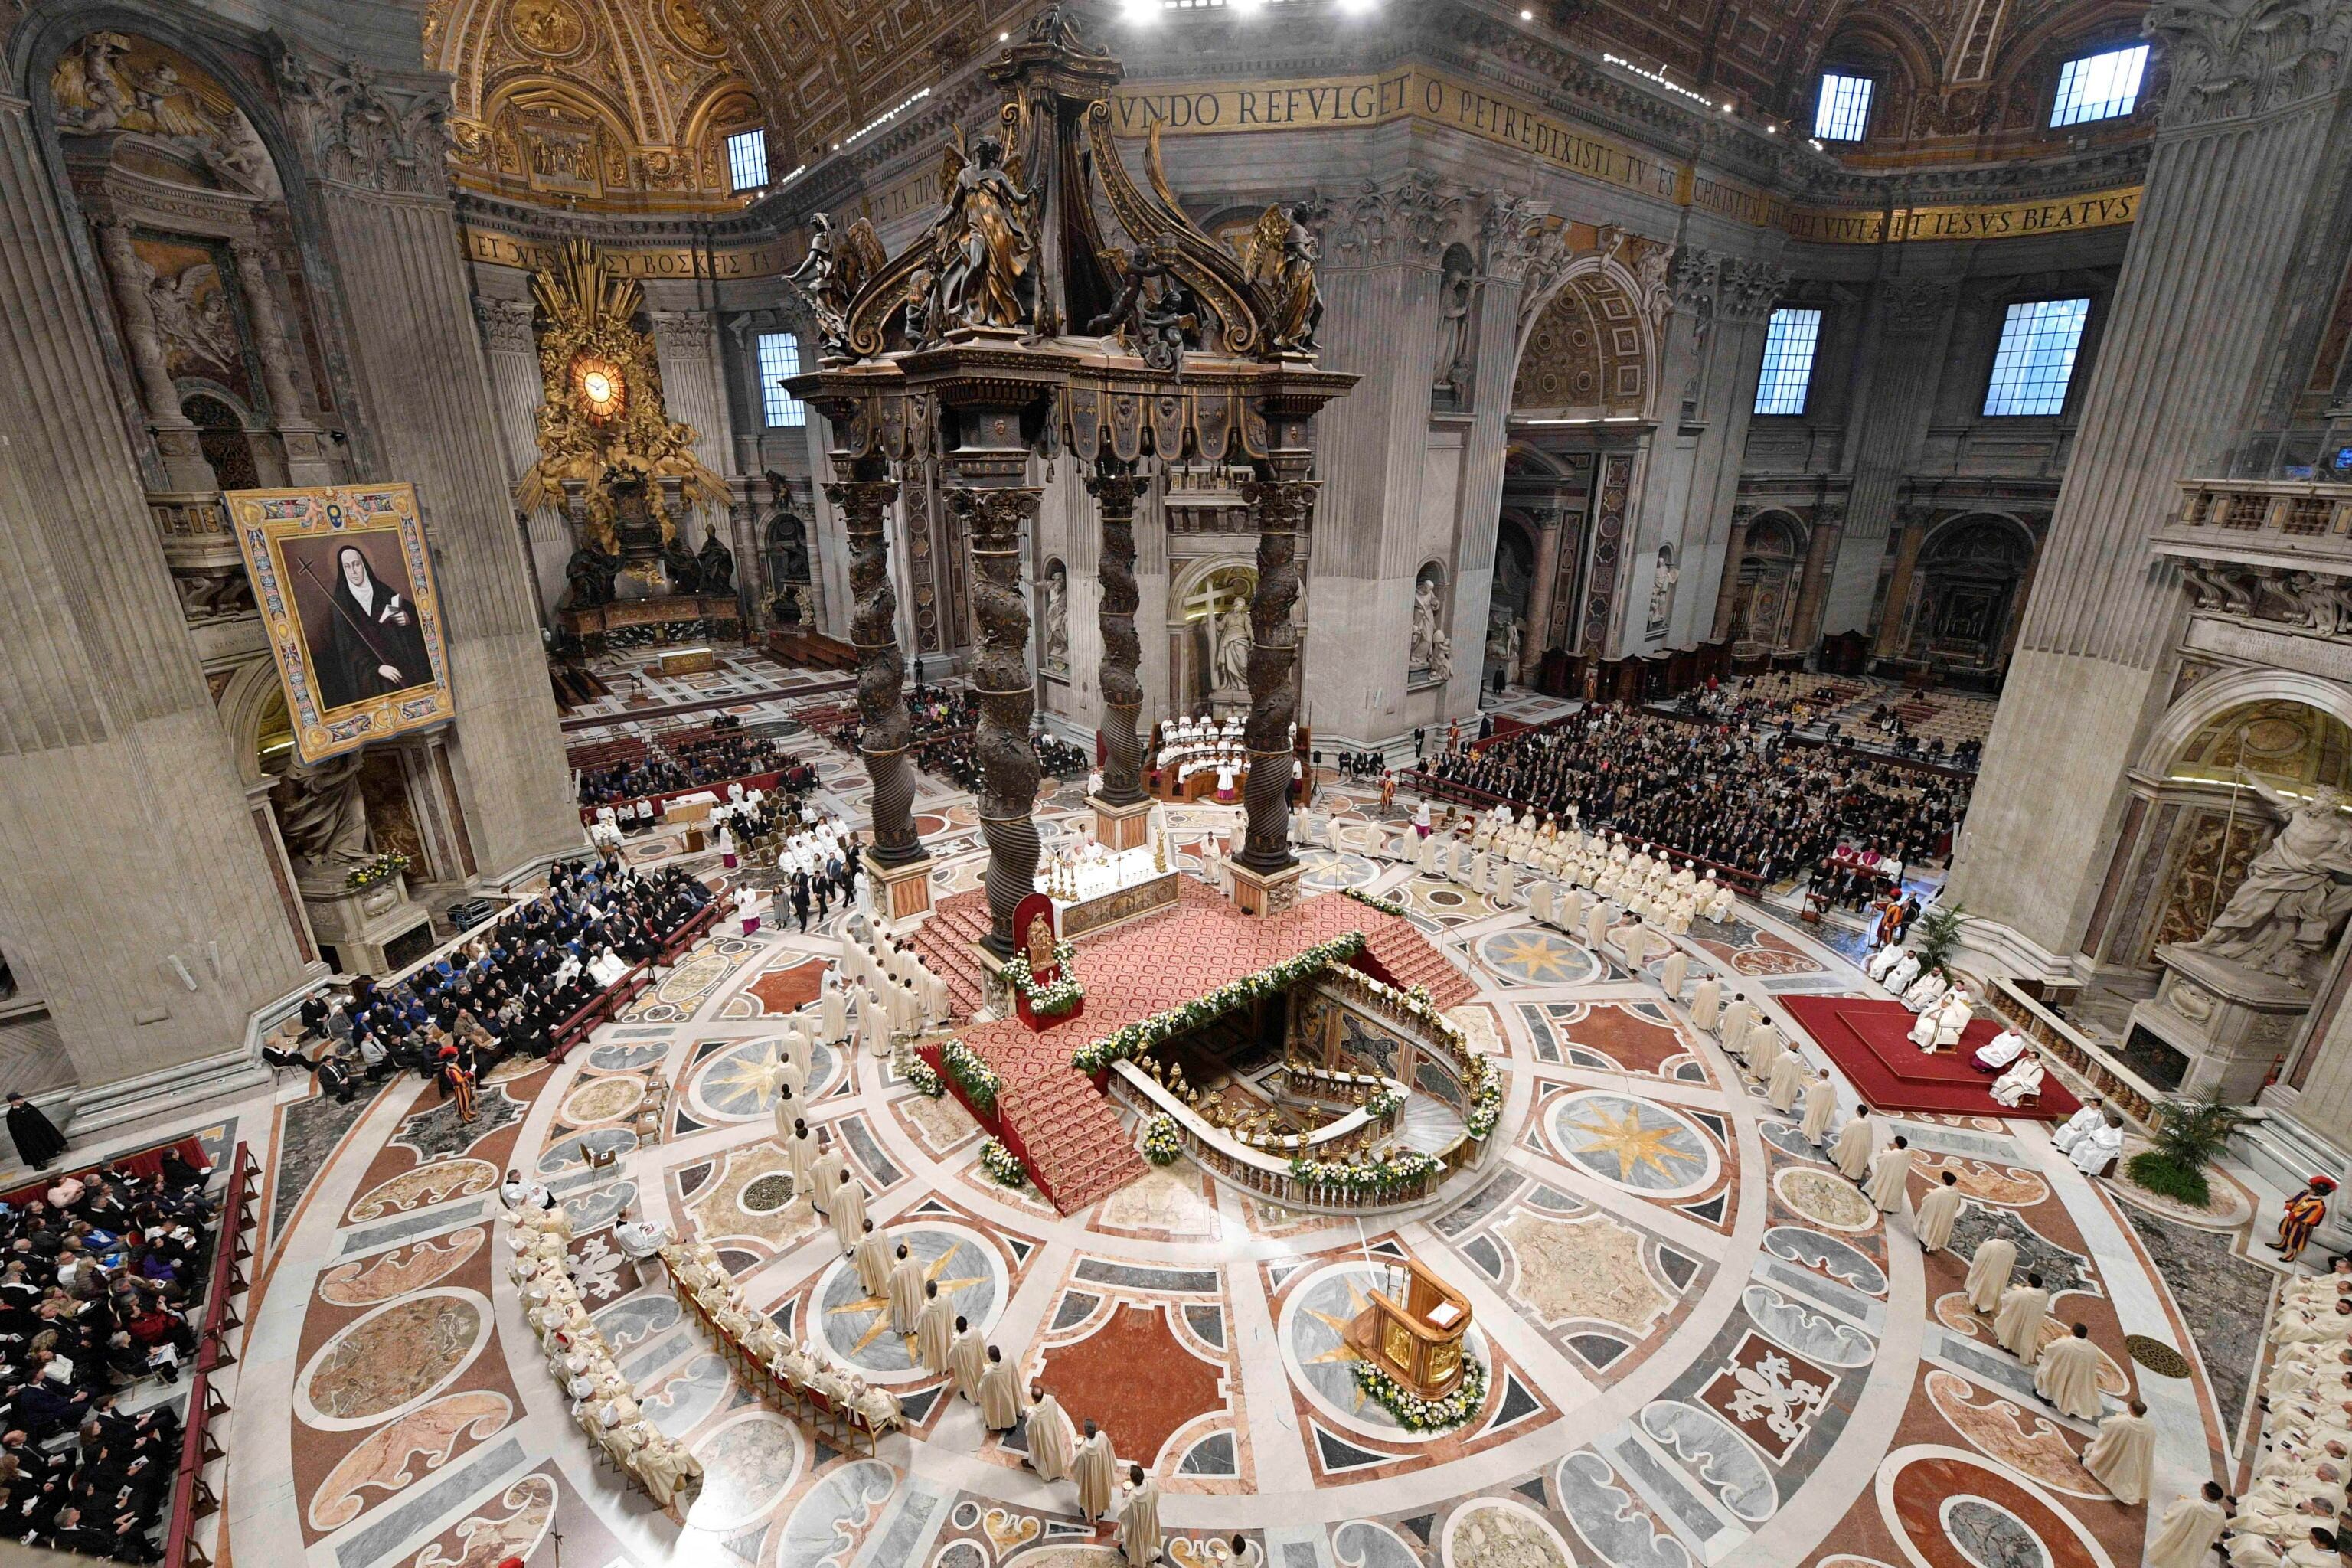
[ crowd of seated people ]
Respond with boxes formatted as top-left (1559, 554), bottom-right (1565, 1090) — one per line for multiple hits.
top-left (1033, 733), bottom-right (1087, 778)
top-left (272, 858), bottom-right (714, 1100)
top-left (1831, 704), bottom-right (1984, 769)
top-left (0, 1151), bottom-right (220, 1561)
top-left (1416, 703), bottom-right (1969, 886)
top-left (1673, 680), bottom-right (1983, 769)
top-left (576, 734), bottom-right (811, 807)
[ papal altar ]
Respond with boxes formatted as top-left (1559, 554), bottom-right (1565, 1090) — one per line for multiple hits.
top-left (1037, 839), bottom-right (1181, 939)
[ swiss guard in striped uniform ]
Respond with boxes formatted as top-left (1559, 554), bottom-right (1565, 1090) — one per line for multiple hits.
top-left (2272, 1175), bottom-right (2337, 1264)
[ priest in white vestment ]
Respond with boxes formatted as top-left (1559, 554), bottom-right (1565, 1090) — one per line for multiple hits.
top-left (2146, 1485), bottom-right (2229, 1568)
top-left (2034, 1322), bottom-right (2105, 1420)
top-left (2080, 1400), bottom-right (2155, 1503)
top-left (1990, 1053), bottom-right (2046, 1107)
top-left (1973, 1025), bottom-right (2027, 1073)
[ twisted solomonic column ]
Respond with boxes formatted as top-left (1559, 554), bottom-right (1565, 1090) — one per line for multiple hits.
top-left (954, 486), bottom-right (1044, 954)
top-left (1238, 478), bottom-right (1313, 871)
top-left (1087, 457), bottom-right (1146, 806)
top-left (832, 473), bottom-right (924, 864)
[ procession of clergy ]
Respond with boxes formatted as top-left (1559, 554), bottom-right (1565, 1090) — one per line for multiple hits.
top-left (1411, 801), bottom-right (1742, 938)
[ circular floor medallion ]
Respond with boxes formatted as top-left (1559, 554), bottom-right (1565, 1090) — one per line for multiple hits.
top-left (296, 1288), bottom-right (492, 1430)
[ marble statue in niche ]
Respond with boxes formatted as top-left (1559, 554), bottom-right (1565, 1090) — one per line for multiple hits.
top-left (276, 753), bottom-right (371, 873)
top-left (1648, 545), bottom-right (1678, 631)
top-left (1042, 563), bottom-right (1070, 676)
top-left (1213, 603), bottom-right (1251, 697)
top-left (2184, 769), bottom-right (2352, 985)
top-left (1411, 571), bottom-right (1452, 682)
top-left (1434, 247), bottom-right (1475, 403)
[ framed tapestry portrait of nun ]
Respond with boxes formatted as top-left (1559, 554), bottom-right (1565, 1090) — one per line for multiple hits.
top-left (227, 483), bottom-right (456, 764)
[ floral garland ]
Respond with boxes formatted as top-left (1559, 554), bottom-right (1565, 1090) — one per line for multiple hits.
top-left (938, 1037), bottom-right (999, 1117)
top-left (1071, 933), bottom-right (1368, 1073)
top-left (905, 1058), bottom-right (944, 1099)
top-left (345, 851), bottom-right (411, 891)
top-left (1351, 1351), bottom-right (1487, 1432)
top-left (1139, 1113), bottom-right (1181, 1166)
top-left (1463, 1063), bottom-right (1502, 1140)
top-left (1360, 1086), bottom-right (1406, 1121)
top-left (1342, 887), bottom-right (1409, 919)
top-left (1002, 939), bottom-right (1084, 1017)
top-left (1287, 1147), bottom-right (1444, 1196)
top-left (977, 1136), bottom-right (1026, 1187)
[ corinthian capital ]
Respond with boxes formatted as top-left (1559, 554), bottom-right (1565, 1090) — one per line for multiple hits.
top-left (2147, 0), bottom-right (2352, 126)
top-left (1880, 276), bottom-right (1958, 336)
top-left (278, 54), bottom-right (454, 198)
top-left (472, 297), bottom-right (538, 354)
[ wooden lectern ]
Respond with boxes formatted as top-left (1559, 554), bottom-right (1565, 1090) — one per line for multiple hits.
top-left (1348, 1257), bottom-right (1472, 1397)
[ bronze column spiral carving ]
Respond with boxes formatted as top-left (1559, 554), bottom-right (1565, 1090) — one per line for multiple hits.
top-left (1087, 457), bottom-right (1146, 807)
top-left (956, 486), bottom-right (1044, 955)
top-left (834, 469), bottom-right (924, 866)
top-left (1238, 477), bottom-right (1313, 871)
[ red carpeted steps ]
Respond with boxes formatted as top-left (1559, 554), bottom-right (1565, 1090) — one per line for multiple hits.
top-left (1004, 1076), bottom-right (1146, 1211)
top-left (909, 890), bottom-right (994, 1020)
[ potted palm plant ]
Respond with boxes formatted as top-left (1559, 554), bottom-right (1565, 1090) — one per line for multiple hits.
top-left (2124, 1093), bottom-right (2246, 1208)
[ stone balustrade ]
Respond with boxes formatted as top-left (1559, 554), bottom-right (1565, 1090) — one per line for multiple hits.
top-left (1984, 978), bottom-right (2166, 1128)
top-left (1111, 1063), bottom-right (1449, 1210)
top-left (2158, 478), bottom-right (2352, 574)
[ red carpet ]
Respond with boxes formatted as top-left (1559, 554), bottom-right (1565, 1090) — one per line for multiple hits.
top-left (1779, 995), bottom-right (2081, 1122)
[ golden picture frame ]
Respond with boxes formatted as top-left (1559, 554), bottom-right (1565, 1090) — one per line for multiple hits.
top-left (227, 483), bottom-right (456, 765)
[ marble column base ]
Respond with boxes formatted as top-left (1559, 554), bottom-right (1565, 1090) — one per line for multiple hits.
top-left (1229, 860), bottom-right (1306, 918)
top-left (2131, 942), bottom-right (2315, 1102)
top-left (304, 878), bottom-right (436, 974)
top-left (866, 851), bottom-right (934, 927)
top-left (1089, 794), bottom-right (1155, 853)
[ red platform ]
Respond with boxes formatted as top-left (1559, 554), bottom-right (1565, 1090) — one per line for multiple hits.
top-left (1778, 995), bottom-right (2081, 1122)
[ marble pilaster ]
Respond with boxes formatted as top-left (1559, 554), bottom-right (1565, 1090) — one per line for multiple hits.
top-left (228, 233), bottom-right (332, 484)
top-left (1953, 0), bottom-right (2352, 959)
top-left (0, 93), bottom-right (313, 1092)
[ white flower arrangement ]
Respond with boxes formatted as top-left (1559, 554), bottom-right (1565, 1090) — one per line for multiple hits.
top-left (1004, 938), bottom-right (1085, 1017)
top-left (1072, 932), bottom-right (1368, 1074)
top-left (1361, 1086), bottom-right (1406, 1121)
top-left (1342, 887), bottom-right (1409, 919)
top-left (905, 1058), bottom-right (944, 1099)
top-left (1351, 1350), bottom-right (1487, 1432)
top-left (1139, 1113), bottom-right (1182, 1166)
top-left (978, 1135), bottom-right (1027, 1187)
top-left (1287, 1148), bottom-right (1444, 1196)
top-left (937, 1037), bottom-right (1000, 1117)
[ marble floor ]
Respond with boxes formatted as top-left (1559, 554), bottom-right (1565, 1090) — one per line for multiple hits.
top-left (192, 731), bottom-right (2295, 1568)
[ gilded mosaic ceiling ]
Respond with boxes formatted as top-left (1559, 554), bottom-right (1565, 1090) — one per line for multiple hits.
top-left (425, 0), bottom-right (766, 211)
top-left (417, 0), bottom-right (2150, 215)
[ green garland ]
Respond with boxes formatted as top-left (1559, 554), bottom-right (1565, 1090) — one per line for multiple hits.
top-left (1342, 887), bottom-right (1409, 919)
top-left (938, 1037), bottom-right (999, 1117)
top-left (977, 1135), bottom-right (1026, 1187)
top-left (1003, 939), bottom-right (1085, 1017)
top-left (1361, 1086), bottom-right (1406, 1121)
top-left (1139, 1113), bottom-right (1181, 1166)
top-left (1288, 1147), bottom-right (1444, 1196)
top-left (1072, 932), bottom-right (1368, 1073)
top-left (905, 1059), bottom-right (943, 1099)
top-left (1351, 1351), bottom-right (1487, 1431)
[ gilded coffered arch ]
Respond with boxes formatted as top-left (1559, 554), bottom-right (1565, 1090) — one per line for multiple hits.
top-left (426, 0), bottom-right (769, 211)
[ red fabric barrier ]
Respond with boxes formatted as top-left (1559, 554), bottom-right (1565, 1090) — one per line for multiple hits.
top-left (0, 1135), bottom-right (210, 1212)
